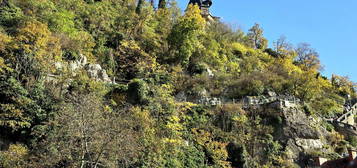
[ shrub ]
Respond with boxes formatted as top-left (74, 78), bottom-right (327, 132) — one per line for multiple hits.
top-left (128, 79), bottom-right (149, 104)
top-left (0, 144), bottom-right (28, 168)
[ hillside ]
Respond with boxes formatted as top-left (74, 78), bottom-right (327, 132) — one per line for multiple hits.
top-left (0, 0), bottom-right (356, 168)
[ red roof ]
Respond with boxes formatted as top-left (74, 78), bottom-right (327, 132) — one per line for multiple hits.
top-left (321, 157), bottom-right (357, 168)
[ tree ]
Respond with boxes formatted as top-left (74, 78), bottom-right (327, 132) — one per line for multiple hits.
top-left (33, 92), bottom-right (143, 168)
top-left (0, 0), bottom-right (24, 28)
top-left (0, 76), bottom-right (32, 132)
top-left (295, 43), bottom-right (321, 71)
top-left (136, 0), bottom-right (144, 14)
top-left (167, 4), bottom-right (205, 66)
top-left (273, 35), bottom-right (293, 56)
top-left (115, 40), bottom-right (157, 79)
top-left (4, 20), bottom-right (62, 80)
top-left (247, 23), bottom-right (268, 49)
top-left (158, 0), bottom-right (166, 9)
top-left (331, 75), bottom-right (356, 98)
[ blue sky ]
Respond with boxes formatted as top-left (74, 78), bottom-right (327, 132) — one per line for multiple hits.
top-left (175, 0), bottom-right (357, 82)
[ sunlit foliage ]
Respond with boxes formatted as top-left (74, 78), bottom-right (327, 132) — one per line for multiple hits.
top-left (0, 0), bottom-right (354, 167)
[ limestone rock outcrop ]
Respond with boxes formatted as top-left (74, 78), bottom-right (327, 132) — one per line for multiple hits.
top-left (85, 64), bottom-right (111, 83)
top-left (53, 54), bottom-right (113, 83)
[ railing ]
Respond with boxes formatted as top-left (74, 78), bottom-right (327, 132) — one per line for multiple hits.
top-left (337, 111), bottom-right (354, 123)
top-left (198, 97), bottom-right (222, 106)
top-left (326, 103), bottom-right (357, 132)
top-left (241, 95), bottom-right (300, 108)
top-left (352, 103), bottom-right (357, 111)
top-left (334, 121), bottom-right (357, 131)
top-left (196, 95), bottom-right (297, 107)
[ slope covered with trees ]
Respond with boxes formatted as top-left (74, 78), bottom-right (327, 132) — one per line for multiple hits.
top-left (0, 0), bottom-right (356, 167)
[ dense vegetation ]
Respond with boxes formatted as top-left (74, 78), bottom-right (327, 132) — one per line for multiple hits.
top-left (0, 0), bottom-right (356, 167)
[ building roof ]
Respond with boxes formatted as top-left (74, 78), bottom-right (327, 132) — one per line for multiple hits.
top-left (321, 157), bottom-right (357, 168)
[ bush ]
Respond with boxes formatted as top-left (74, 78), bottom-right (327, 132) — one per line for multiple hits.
top-left (188, 62), bottom-right (207, 75)
top-left (0, 144), bottom-right (28, 168)
top-left (0, 2), bottom-right (24, 28)
top-left (128, 79), bottom-right (148, 104)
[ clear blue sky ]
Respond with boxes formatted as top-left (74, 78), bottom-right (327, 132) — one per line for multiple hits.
top-left (175, 0), bottom-right (357, 82)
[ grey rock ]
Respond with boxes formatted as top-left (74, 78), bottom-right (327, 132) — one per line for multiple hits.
top-left (85, 63), bottom-right (112, 83)
top-left (285, 139), bottom-right (301, 160)
top-left (295, 138), bottom-right (324, 151)
top-left (282, 107), bottom-right (320, 139)
top-left (206, 67), bottom-right (214, 77)
top-left (78, 54), bottom-right (87, 66)
top-left (86, 64), bottom-right (101, 79)
top-left (99, 69), bottom-right (111, 83)
top-left (61, 55), bottom-right (114, 83)
top-left (267, 91), bottom-right (277, 97)
top-left (198, 89), bottom-right (208, 97)
top-left (198, 96), bottom-right (221, 106)
top-left (69, 62), bottom-right (80, 72)
top-left (54, 62), bottom-right (64, 71)
top-left (175, 91), bottom-right (187, 102)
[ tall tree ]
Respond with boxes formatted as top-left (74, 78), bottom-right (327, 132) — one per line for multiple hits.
top-left (33, 93), bottom-right (143, 168)
top-left (167, 5), bottom-right (205, 66)
top-left (295, 43), bottom-right (321, 71)
top-left (158, 0), bottom-right (166, 9)
top-left (273, 35), bottom-right (293, 56)
top-left (247, 23), bottom-right (268, 49)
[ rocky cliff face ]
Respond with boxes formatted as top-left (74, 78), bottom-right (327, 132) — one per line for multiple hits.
top-left (277, 106), bottom-right (331, 167)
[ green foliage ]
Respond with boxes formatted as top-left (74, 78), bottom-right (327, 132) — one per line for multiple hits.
top-left (0, 1), bottom-right (24, 28)
top-left (0, 73), bottom-right (57, 144)
top-left (3, 20), bottom-right (63, 78)
top-left (332, 75), bottom-right (356, 98)
top-left (179, 145), bottom-right (206, 168)
top-left (158, 0), bottom-right (166, 9)
top-left (246, 23), bottom-right (268, 49)
top-left (347, 135), bottom-right (357, 147)
top-left (0, 144), bottom-right (28, 168)
top-left (188, 62), bottom-right (208, 75)
top-left (46, 9), bottom-right (77, 35)
top-left (115, 40), bottom-right (157, 79)
top-left (128, 79), bottom-right (149, 104)
top-left (0, 0), bottom-right (355, 167)
top-left (167, 4), bottom-right (205, 66)
top-left (0, 76), bottom-right (32, 130)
